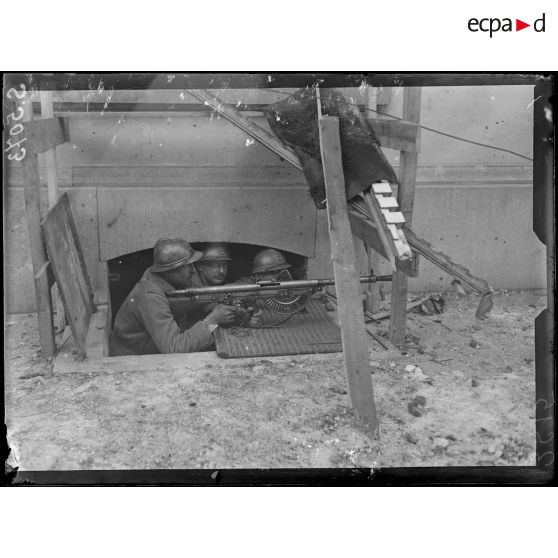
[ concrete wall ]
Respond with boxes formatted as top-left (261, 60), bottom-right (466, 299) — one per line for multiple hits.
top-left (4, 84), bottom-right (547, 314)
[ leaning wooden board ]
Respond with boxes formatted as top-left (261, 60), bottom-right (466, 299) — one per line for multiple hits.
top-left (42, 192), bottom-right (96, 360)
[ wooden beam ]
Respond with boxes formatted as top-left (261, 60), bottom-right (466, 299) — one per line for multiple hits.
top-left (32, 102), bottom-right (271, 115)
top-left (16, 93), bottom-right (56, 359)
top-left (366, 118), bottom-right (420, 153)
top-left (398, 89), bottom-right (422, 226)
top-left (361, 89), bottom-right (385, 315)
top-left (39, 93), bottom-right (60, 206)
top-left (389, 87), bottom-right (422, 347)
top-left (21, 151), bottom-right (56, 358)
top-left (27, 88), bottom-right (285, 105)
top-left (21, 117), bottom-right (67, 155)
top-left (318, 111), bottom-right (379, 436)
top-left (85, 307), bottom-right (107, 360)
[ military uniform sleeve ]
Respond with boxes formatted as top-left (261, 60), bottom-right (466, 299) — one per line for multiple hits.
top-left (137, 289), bottom-right (214, 353)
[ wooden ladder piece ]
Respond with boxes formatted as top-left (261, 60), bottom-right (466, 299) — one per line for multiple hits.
top-left (382, 210), bottom-right (405, 224)
top-left (376, 195), bottom-right (398, 209)
top-left (371, 182), bottom-right (393, 195)
top-left (362, 184), bottom-right (412, 269)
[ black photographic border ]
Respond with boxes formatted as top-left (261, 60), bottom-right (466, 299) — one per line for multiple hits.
top-left (3, 71), bottom-right (555, 486)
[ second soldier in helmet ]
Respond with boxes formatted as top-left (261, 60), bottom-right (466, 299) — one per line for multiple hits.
top-left (193, 244), bottom-right (293, 285)
top-left (193, 242), bottom-right (233, 287)
top-left (189, 242), bottom-right (266, 327)
top-left (190, 244), bottom-right (292, 327)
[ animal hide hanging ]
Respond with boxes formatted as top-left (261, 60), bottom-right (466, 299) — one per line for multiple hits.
top-left (263, 88), bottom-right (399, 209)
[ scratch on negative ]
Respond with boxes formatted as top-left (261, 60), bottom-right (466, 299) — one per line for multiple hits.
top-left (526, 96), bottom-right (542, 110)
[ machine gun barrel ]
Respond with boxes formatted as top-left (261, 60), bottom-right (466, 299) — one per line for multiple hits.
top-left (167, 274), bottom-right (392, 298)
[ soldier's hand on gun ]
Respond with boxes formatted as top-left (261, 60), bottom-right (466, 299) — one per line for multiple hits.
top-left (205, 303), bottom-right (239, 326)
top-left (232, 306), bottom-right (251, 325)
top-left (246, 306), bottom-right (264, 327)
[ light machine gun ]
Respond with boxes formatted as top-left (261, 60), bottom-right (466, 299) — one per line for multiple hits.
top-left (167, 275), bottom-right (393, 316)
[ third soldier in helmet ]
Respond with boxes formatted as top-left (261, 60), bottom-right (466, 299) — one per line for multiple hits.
top-left (248, 249), bottom-right (297, 324)
top-left (251, 248), bottom-right (293, 282)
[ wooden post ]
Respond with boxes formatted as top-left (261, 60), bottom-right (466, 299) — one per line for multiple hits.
top-left (318, 109), bottom-right (379, 436)
top-left (16, 93), bottom-right (56, 358)
top-left (21, 153), bottom-right (56, 358)
top-left (389, 87), bottom-right (421, 346)
top-left (363, 87), bottom-right (381, 314)
top-left (39, 91), bottom-right (59, 206)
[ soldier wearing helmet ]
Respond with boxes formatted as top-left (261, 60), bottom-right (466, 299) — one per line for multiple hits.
top-left (188, 242), bottom-right (263, 327)
top-left (177, 242), bottom-right (235, 329)
top-left (193, 242), bottom-right (233, 287)
top-left (251, 248), bottom-right (293, 282)
top-left (110, 236), bottom-right (240, 356)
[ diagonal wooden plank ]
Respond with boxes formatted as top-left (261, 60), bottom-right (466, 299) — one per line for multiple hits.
top-left (403, 227), bottom-right (492, 295)
top-left (185, 89), bottom-right (302, 169)
top-left (318, 111), bottom-right (379, 436)
top-left (350, 199), bottom-right (490, 292)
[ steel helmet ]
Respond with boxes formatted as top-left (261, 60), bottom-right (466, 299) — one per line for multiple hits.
top-left (198, 243), bottom-right (232, 263)
top-left (252, 248), bottom-right (291, 274)
top-left (152, 236), bottom-right (202, 273)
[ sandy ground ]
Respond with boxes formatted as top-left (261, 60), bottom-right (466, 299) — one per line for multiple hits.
top-left (4, 289), bottom-right (543, 471)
